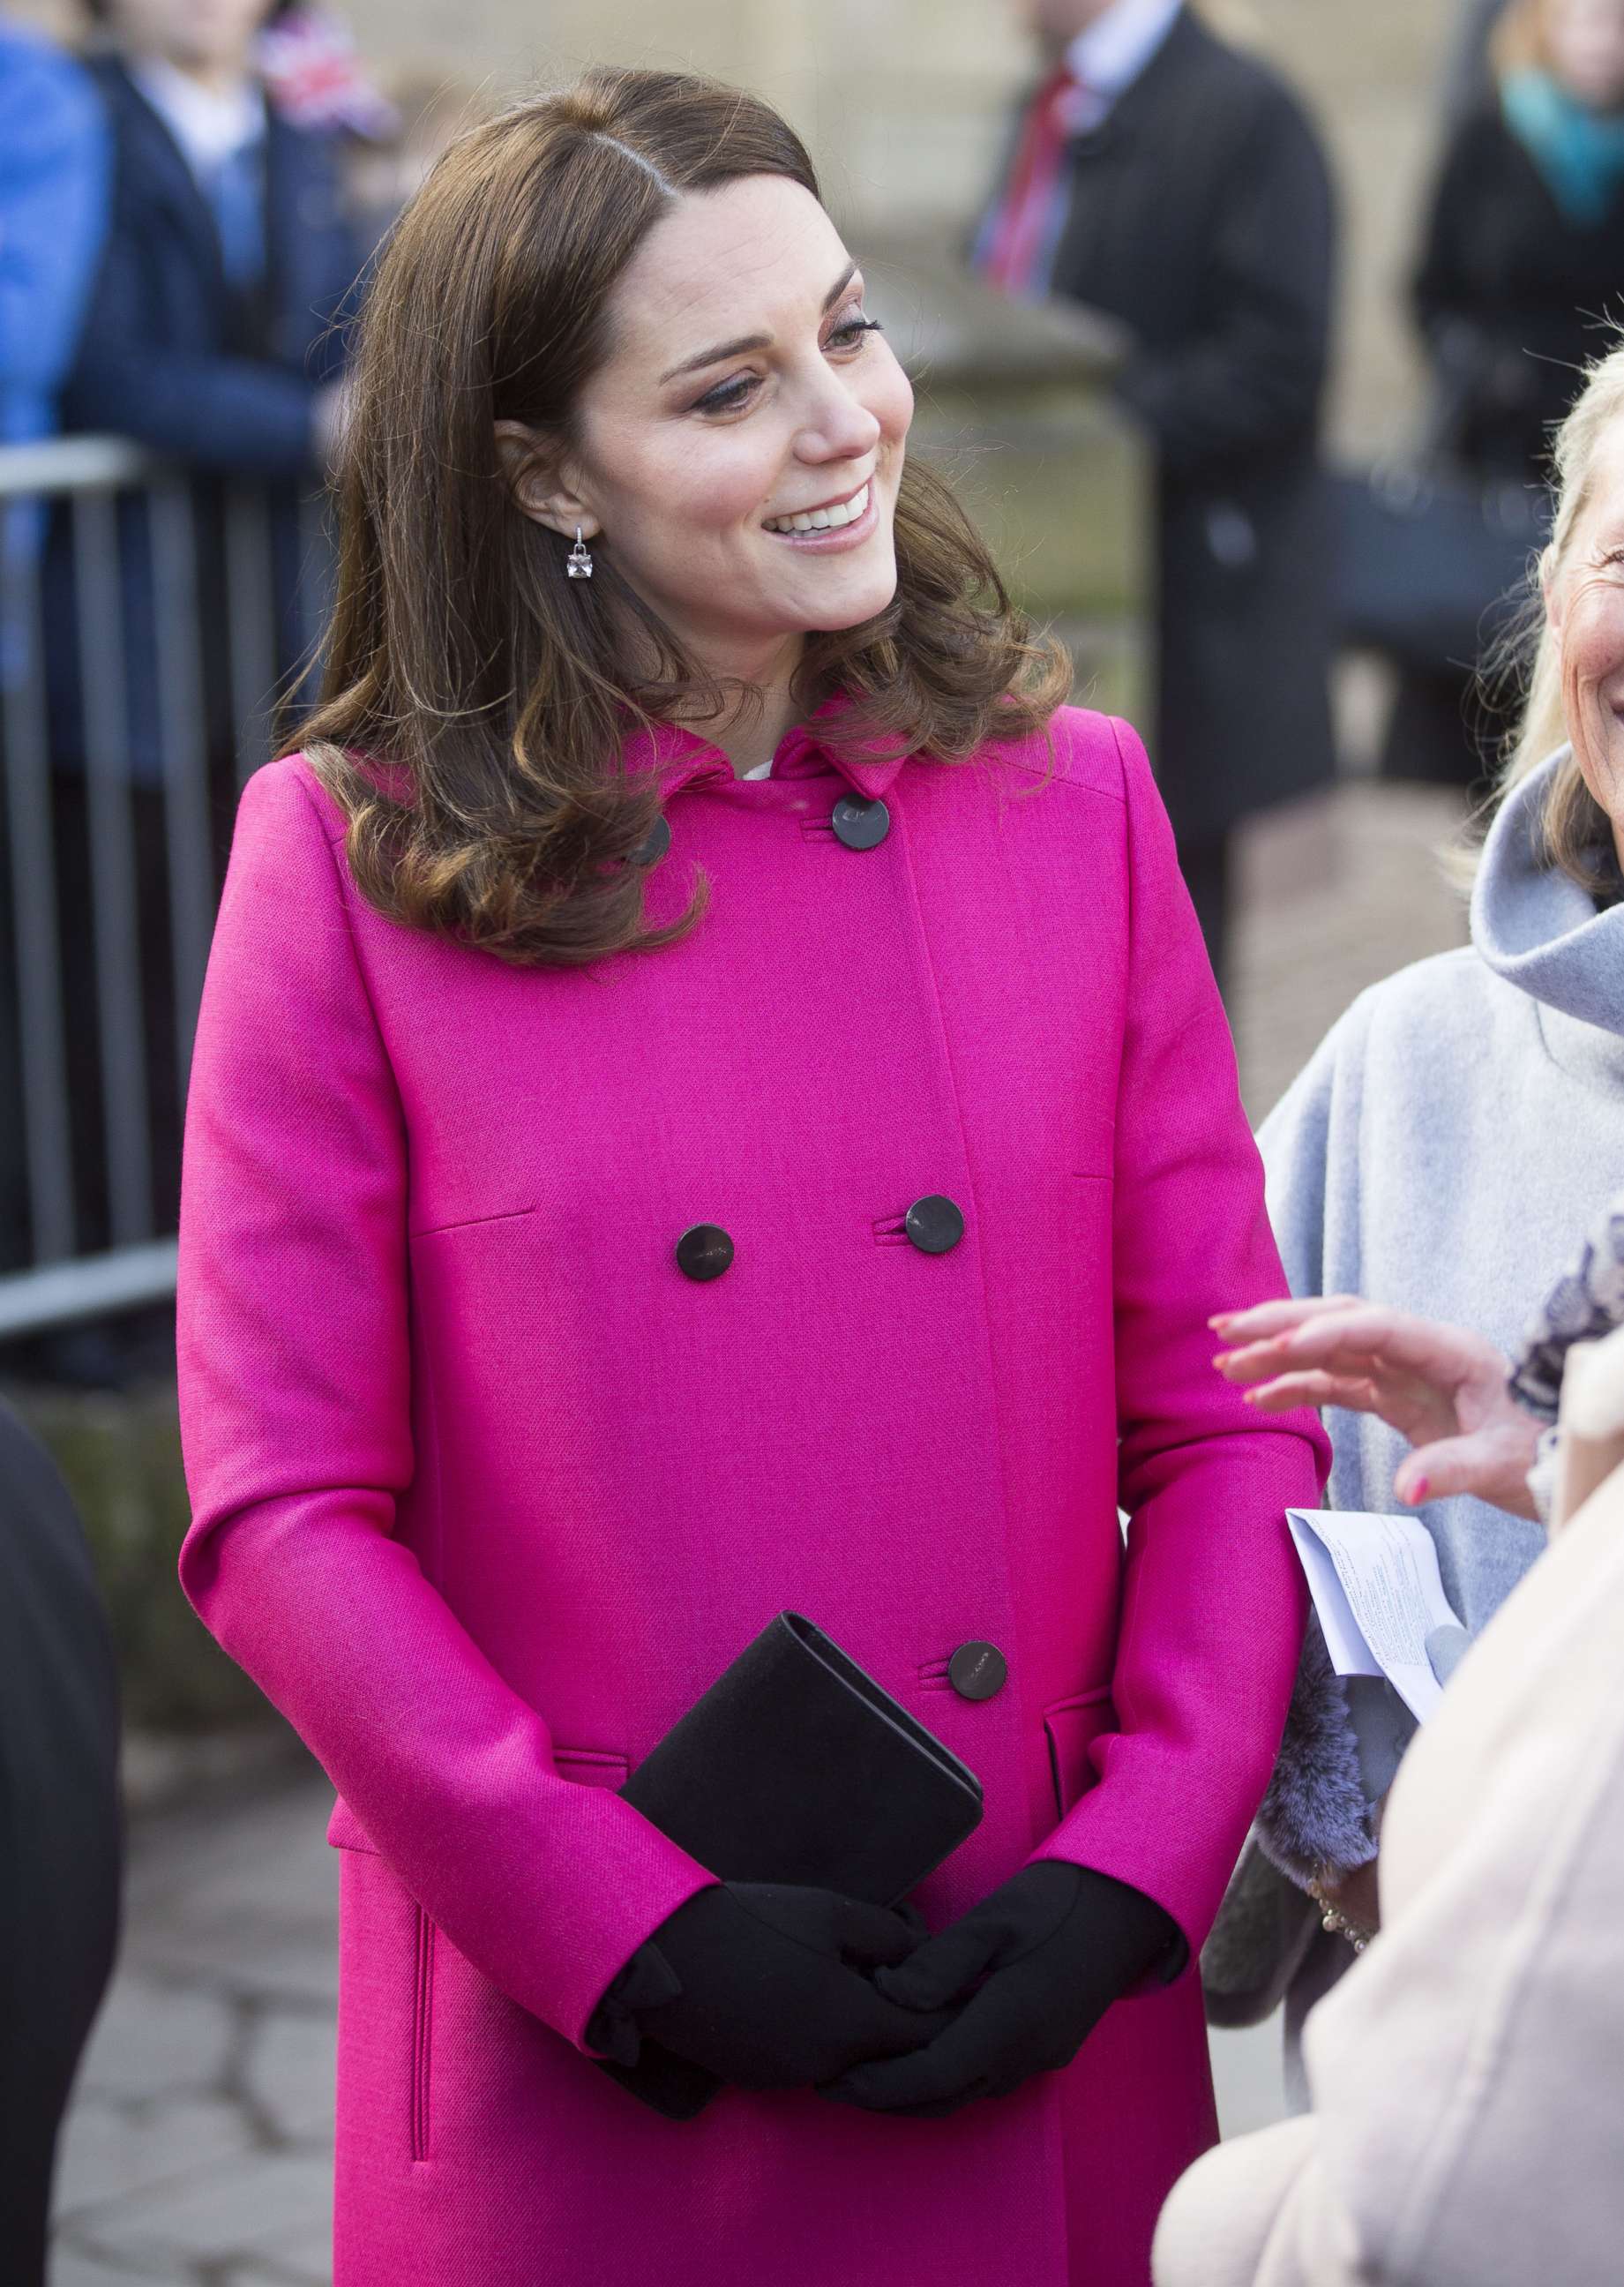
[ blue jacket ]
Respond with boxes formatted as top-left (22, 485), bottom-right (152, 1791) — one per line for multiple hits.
top-left (0, 26), bottom-right (109, 448)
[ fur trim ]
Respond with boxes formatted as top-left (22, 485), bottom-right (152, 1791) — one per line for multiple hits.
top-left (1254, 1623), bottom-right (1375, 1886)
top-left (1201, 1839), bottom-right (1321, 2028)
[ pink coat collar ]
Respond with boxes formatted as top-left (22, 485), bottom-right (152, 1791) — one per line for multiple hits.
top-left (626, 693), bottom-right (911, 804)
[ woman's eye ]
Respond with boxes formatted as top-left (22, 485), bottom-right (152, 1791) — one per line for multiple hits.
top-left (692, 373), bottom-right (760, 416)
top-left (688, 315), bottom-right (882, 415)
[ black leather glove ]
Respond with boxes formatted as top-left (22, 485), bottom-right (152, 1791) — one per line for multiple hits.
top-left (593, 1882), bottom-right (951, 2095)
top-left (819, 1861), bottom-right (1182, 2118)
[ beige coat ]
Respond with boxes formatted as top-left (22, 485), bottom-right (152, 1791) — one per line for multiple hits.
top-left (1154, 1335), bottom-right (1624, 2287)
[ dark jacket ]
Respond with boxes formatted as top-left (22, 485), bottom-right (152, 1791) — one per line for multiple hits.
top-left (990, 8), bottom-right (1338, 844)
top-left (0, 1399), bottom-right (121, 2284)
top-left (51, 57), bottom-right (362, 784)
top-left (63, 55), bottom-right (355, 473)
top-left (1414, 98), bottom-right (1624, 483)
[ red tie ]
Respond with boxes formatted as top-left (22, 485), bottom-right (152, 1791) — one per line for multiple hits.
top-left (980, 64), bottom-right (1083, 297)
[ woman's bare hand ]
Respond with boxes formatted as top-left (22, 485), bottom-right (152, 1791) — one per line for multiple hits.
top-left (1210, 1294), bottom-right (1542, 1518)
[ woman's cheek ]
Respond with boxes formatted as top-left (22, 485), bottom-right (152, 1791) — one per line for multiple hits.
top-left (1561, 586), bottom-right (1624, 807)
top-left (1570, 583), bottom-right (1624, 691)
top-left (872, 353), bottom-right (915, 447)
top-left (668, 443), bottom-right (781, 551)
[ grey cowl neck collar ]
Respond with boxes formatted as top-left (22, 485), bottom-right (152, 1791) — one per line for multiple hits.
top-left (1471, 745), bottom-right (1624, 1042)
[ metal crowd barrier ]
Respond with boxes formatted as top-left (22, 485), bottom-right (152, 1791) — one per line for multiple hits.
top-left (0, 435), bottom-right (332, 1338)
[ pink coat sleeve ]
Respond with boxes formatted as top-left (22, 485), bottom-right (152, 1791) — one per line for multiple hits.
top-left (175, 761), bottom-right (715, 2051)
top-left (1029, 719), bottom-right (1330, 1964)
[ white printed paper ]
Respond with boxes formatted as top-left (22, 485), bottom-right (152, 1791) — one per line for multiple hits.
top-left (1286, 1509), bottom-right (1465, 1723)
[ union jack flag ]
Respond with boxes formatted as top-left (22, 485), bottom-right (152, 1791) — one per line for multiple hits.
top-left (257, 7), bottom-right (400, 140)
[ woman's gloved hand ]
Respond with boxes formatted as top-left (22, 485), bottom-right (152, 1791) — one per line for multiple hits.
top-left (819, 1862), bottom-right (1181, 2118)
top-left (597, 1881), bottom-right (952, 2091)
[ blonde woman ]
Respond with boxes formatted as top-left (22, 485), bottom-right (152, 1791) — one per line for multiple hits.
top-left (1201, 337), bottom-right (1624, 2088)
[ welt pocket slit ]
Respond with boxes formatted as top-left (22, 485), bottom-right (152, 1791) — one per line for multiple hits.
top-left (410, 1903), bottom-right (435, 2163)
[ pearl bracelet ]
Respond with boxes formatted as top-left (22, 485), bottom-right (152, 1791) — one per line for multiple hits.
top-left (1308, 1873), bottom-right (1372, 1953)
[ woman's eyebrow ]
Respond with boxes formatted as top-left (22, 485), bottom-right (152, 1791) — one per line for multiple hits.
top-left (658, 259), bottom-right (860, 384)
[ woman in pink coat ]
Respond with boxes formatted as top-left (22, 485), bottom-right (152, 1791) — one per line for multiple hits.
top-left (175, 65), bottom-right (1328, 2287)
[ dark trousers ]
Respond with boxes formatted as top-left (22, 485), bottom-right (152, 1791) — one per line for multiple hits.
top-left (1379, 665), bottom-right (1495, 794)
top-left (0, 1403), bottom-right (122, 2282)
top-left (0, 764), bottom-right (178, 1271)
top-left (51, 772), bottom-right (191, 1256)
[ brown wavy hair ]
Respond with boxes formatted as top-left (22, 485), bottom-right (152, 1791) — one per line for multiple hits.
top-left (294, 66), bottom-right (1069, 968)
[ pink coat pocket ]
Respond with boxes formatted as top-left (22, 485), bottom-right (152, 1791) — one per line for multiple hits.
top-left (1043, 1688), bottom-right (1115, 1820)
top-left (326, 1746), bottom-right (631, 1854)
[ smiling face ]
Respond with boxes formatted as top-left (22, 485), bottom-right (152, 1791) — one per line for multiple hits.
top-left (1546, 416), bottom-right (1624, 859)
top-left (499, 173), bottom-right (914, 686)
top-left (101, 0), bottom-right (271, 72)
top-left (1016, 0), bottom-right (1121, 47)
top-left (1545, 0), bottom-right (1624, 109)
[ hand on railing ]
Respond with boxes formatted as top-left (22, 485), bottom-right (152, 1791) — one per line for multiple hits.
top-left (1210, 1294), bottom-right (1541, 1518)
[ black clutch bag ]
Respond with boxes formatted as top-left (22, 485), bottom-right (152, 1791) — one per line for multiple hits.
top-left (599, 1612), bottom-right (984, 2118)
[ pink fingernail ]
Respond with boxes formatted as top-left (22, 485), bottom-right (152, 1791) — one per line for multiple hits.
top-left (1409, 1476), bottom-right (1429, 1503)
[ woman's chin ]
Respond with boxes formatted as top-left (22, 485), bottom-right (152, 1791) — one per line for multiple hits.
top-left (794, 560), bottom-right (901, 638)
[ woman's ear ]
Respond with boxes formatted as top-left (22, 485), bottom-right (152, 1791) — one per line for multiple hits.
top-left (493, 421), bottom-right (601, 541)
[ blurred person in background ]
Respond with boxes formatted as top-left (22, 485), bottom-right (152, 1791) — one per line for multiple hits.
top-left (64, 0), bottom-right (357, 478)
top-left (33, 0), bottom-right (363, 1381)
top-left (1200, 335), bottom-right (1624, 2100)
top-left (0, 15), bottom-right (108, 1280)
top-left (1383, 0), bottom-right (1624, 787)
top-left (1441, 0), bottom-right (1512, 124)
top-left (0, 1398), bottom-right (122, 2286)
top-left (1156, 1267), bottom-right (1624, 2286)
top-left (971, 0), bottom-right (1337, 995)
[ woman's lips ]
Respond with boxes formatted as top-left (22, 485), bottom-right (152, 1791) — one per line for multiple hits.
top-left (762, 480), bottom-right (878, 553)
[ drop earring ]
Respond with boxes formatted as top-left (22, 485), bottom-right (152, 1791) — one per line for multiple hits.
top-left (566, 527), bottom-right (595, 580)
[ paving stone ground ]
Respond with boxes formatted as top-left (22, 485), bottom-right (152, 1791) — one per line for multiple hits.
top-left (51, 766), bottom-right (1470, 2285)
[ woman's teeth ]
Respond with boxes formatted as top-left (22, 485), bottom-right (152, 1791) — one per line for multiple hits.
top-left (765, 482), bottom-right (870, 535)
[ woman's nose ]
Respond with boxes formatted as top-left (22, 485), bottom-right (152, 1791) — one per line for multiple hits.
top-left (794, 375), bottom-right (882, 466)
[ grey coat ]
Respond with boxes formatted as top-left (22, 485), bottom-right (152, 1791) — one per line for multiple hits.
top-left (1203, 748), bottom-right (1624, 2065)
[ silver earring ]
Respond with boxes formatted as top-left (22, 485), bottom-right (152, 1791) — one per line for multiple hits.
top-left (565, 527), bottom-right (594, 580)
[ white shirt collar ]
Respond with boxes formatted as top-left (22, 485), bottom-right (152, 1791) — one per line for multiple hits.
top-left (1065, 0), bottom-right (1183, 101)
top-left (130, 56), bottom-right (266, 182)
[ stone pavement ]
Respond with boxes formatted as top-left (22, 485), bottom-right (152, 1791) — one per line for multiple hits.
top-left (52, 1771), bottom-right (338, 2287)
top-left (49, 769), bottom-right (1471, 2284)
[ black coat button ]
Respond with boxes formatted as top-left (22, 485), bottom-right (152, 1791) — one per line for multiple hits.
top-left (634, 814), bottom-right (671, 866)
top-left (904, 1195), bottom-right (964, 1255)
top-left (831, 795), bottom-right (889, 850)
top-left (675, 1224), bottom-right (733, 1281)
top-left (948, 1642), bottom-right (1007, 1702)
